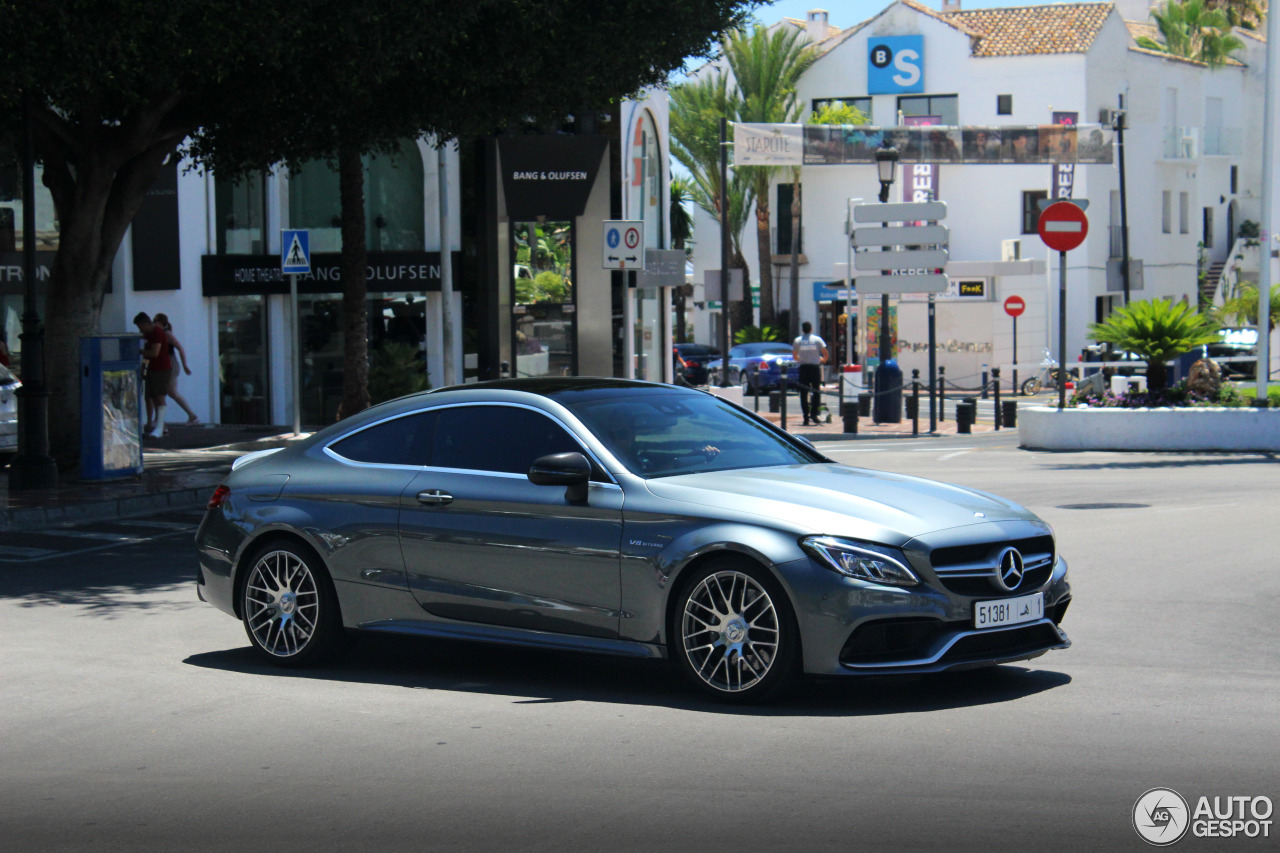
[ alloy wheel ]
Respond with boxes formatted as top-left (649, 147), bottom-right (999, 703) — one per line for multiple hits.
top-left (243, 548), bottom-right (321, 658)
top-left (680, 569), bottom-right (781, 694)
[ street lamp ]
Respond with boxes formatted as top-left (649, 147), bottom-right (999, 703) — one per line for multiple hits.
top-left (873, 145), bottom-right (899, 422)
top-left (875, 145), bottom-right (899, 203)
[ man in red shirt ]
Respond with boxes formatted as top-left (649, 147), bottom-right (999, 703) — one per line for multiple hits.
top-left (134, 312), bottom-right (171, 438)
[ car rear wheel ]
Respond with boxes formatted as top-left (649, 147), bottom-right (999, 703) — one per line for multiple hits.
top-left (673, 559), bottom-right (798, 703)
top-left (239, 541), bottom-right (343, 667)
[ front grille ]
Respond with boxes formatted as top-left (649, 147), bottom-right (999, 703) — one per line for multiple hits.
top-left (928, 534), bottom-right (1055, 597)
top-left (940, 623), bottom-right (1064, 666)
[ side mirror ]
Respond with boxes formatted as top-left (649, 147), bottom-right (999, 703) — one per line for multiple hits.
top-left (528, 451), bottom-right (591, 501)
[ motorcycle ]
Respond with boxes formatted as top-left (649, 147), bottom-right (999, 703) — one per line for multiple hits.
top-left (1021, 350), bottom-right (1072, 396)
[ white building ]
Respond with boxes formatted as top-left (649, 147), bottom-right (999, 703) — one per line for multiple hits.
top-left (687, 1), bottom-right (1271, 389)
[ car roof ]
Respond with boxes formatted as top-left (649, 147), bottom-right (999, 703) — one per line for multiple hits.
top-left (434, 376), bottom-right (702, 403)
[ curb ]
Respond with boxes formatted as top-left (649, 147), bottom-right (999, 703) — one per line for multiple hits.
top-left (0, 478), bottom-right (221, 532)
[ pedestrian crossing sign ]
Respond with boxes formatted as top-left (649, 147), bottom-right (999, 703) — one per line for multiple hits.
top-left (281, 229), bottom-right (311, 274)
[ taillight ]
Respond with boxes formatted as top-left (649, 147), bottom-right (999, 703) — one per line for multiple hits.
top-left (207, 485), bottom-right (231, 510)
top-left (682, 358), bottom-right (696, 368)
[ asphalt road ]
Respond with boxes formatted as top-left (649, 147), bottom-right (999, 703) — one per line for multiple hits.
top-left (1, 436), bottom-right (1277, 851)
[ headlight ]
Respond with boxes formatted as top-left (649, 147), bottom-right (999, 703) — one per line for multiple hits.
top-left (800, 536), bottom-right (920, 586)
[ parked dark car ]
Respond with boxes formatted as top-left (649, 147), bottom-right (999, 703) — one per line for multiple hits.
top-left (708, 342), bottom-right (801, 391)
top-left (672, 343), bottom-right (722, 385)
top-left (196, 378), bottom-right (1071, 703)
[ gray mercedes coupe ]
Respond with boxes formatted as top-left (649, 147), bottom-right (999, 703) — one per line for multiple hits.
top-left (196, 378), bottom-right (1070, 702)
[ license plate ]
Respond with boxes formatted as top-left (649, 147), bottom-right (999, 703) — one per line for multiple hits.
top-left (974, 592), bottom-right (1044, 629)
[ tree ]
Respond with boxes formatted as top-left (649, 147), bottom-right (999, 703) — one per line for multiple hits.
top-left (669, 72), bottom-right (756, 337)
top-left (1205, 0), bottom-right (1264, 30)
top-left (723, 25), bottom-right (818, 328)
top-left (1220, 282), bottom-right (1280, 332)
top-left (0, 0), bottom-right (760, 468)
top-left (1136, 0), bottom-right (1246, 67)
top-left (1089, 299), bottom-right (1221, 392)
top-left (670, 176), bottom-right (695, 342)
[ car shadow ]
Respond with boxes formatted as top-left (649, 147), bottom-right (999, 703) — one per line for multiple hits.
top-left (184, 632), bottom-right (1071, 717)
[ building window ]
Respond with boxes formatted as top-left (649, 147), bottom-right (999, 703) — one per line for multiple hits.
top-left (777, 182), bottom-right (802, 254)
top-left (1162, 191), bottom-right (1172, 234)
top-left (1203, 207), bottom-right (1214, 248)
top-left (812, 97), bottom-right (872, 122)
top-left (1231, 166), bottom-right (1238, 194)
top-left (289, 139), bottom-right (426, 253)
top-left (215, 172), bottom-right (266, 255)
top-left (1021, 190), bottom-right (1047, 234)
top-left (897, 95), bottom-right (958, 126)
top-left (997, 94), bottom-right (1013, 115)
top-left (1179, 192), bottom-right (1189, 234)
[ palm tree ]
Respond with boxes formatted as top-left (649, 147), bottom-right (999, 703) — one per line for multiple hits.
top-left (1205, 0), bottom-right (1264, 30)
top-left (670, 176), bottom-right (695, 342)
top-left (723, 25), bottom-right (819, 328)
top-left (1136, 0), bottom-right (1246, 68)
top-left (1220, 281), bottom-right (1280, 332)
top-left (669, 72), bottom-right (756, 334)
top-left (1089, 299), bottom-right (1221, 391)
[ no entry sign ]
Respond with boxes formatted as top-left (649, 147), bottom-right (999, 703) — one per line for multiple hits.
top-left (1038, 201), bottom-right (1088, 252)
top-left (1004, 295), bottom-right (1026, 317)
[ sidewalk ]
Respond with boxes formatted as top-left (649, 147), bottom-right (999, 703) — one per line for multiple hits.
top-left (0, 400), bottom-right (1005, 533)
top-left (0, 423), bottom-right (302, 533)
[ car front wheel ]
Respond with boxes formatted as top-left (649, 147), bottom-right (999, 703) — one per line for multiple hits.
top-left (673, 559), bottom-right (798, 702)
top-left (239, 540), bottom-right (344, 666)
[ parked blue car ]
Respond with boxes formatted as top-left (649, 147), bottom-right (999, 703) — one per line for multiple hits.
top-left (707, 342), bottom-right (800, 392)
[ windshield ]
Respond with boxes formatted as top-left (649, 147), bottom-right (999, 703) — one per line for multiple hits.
top-left (568, 393), bottom-right (823, 478)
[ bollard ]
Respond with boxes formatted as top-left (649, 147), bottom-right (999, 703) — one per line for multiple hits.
top-left (981, 367), bottom-right (989, 400)
top-left (937, 366), bottom-right (946, 423)
top-left (910, 369), bottom-right (920, 436)
top-left (780, 379), bottom-right (788, 430)
top-left (753, 366), bottom-right (761, 412)
top-left (1001, 399), bottom-right (1018, 427)
top-left (992, 367), bottom-right (1001, 432)
top-left (841, 401), bottom-right (858, 434)
top-left (955, 399), bottom-right (975, 434)
top-left (768, 390), bottom-right (781, 413)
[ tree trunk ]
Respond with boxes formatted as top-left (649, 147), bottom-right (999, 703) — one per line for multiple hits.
top-left (730, 250), bottom-right (753, 339)
top-left (338, 147), bottom-right (370, 421)
top-left (39, 114), bottom-right (182, 469)
top-left (755, 200), bottom-right (774, 327)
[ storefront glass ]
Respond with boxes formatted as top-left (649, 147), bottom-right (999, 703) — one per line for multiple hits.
top-left (217, 295), bottom-right (270, 424)
top-left (297, 292), bottom-right (428, 425)
top-left (634, 287), bottom-right (664, 382)
top-left (215, 172), bottom-right (266, 254)
top-left (513, 221), bottom-right (574, 378)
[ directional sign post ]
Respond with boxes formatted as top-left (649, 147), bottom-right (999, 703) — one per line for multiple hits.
top-left (852, 200), bottom-right (949, 424)
top-left (1004, 295), bottom-right (1026, 393)
top-left (603, 220), bottom-right (645, 270)
top-left (280, 229), bottom-right (310, 435)
top-left (1037, 200), bottom-right (1089, 410)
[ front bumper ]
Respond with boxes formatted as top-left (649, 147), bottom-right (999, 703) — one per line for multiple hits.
top-left (788, 554), bottom-right (1072, 677)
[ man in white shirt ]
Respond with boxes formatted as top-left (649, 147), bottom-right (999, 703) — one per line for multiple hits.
top-left (792, 321), bottom-right (829, 426)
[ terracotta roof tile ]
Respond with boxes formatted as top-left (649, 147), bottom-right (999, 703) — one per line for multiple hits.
top-left (945, 2), bottom-right (1114, 56)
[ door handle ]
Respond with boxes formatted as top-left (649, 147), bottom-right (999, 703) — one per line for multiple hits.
top-left (416, 489), bottom-right (453, 506)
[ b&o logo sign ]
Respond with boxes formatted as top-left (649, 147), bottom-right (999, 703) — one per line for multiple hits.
top-left (867, 35), bottom-right (924, 94)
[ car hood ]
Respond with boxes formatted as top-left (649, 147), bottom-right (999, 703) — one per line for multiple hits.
top-left (643, 463), bottom-right (1036, 543)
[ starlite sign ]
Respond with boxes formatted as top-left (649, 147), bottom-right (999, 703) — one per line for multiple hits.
top-left (868, 36), bottom-right (924, 94)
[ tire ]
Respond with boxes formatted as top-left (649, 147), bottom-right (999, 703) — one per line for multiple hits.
top-left (239, 540), bottom-right (344, 667)
top-left (672, 558), bottom-right (799, 703)
top-left (741, 370), bottom-right (757, 394)
top-left (1021, 377), bottom-right (1041, 396)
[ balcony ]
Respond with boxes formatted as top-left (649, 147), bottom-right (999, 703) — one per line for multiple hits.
top-left (1161, 126), bottom-right (1199, 160)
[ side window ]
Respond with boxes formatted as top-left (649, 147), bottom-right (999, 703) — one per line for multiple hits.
top-left (433, 406), bottom-right (584, 475)
top-left (329, 411), bottom-right (435, 465)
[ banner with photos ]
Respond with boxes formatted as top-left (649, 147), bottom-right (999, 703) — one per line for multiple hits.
top-left (733, 122), bottom-right (1114, 167)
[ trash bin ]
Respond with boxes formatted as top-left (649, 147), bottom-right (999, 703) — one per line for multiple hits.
top-left (80, 334), bottom-right (144, 480)
top-left (768, 390), bottom-right (781, 413)
top-left (857, 393), bottom-right (872, 417)
top-left (873, 359), bottom-right (903, 424)
top-left (904, 395), bottom-right (918, 420)
top-left (955, 399), bottom-right (976, 434)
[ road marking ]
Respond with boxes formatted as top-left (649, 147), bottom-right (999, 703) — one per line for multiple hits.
top-left (937, 450), bottom-right (974, 461)
top-left (0, 526), bottom-right (191, 564)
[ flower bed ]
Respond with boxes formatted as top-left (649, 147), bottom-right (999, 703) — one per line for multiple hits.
top-left (1020, 405), bottom-right (1280, 451)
